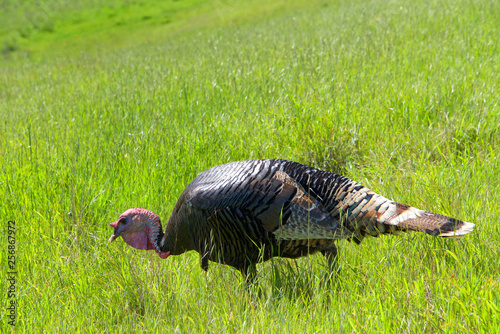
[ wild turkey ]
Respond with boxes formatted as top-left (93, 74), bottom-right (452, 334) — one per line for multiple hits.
top-left (109, 159), bottom-right (474, 283)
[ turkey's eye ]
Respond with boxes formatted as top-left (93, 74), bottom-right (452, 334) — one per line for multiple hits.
top-left (120, 218), bottom-right (127, 225)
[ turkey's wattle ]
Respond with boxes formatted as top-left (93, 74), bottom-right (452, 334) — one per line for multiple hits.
top-left (109, 159), bottom-right (474, 282)
top-left (109, 207), bottom-right (170, 259)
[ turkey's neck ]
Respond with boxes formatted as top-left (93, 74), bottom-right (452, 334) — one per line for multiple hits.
top-left (158, 214), bottom-right (193, 255)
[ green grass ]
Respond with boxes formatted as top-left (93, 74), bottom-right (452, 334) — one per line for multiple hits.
top-left (1, 0), bottom-right (500, 332)
top-left (1, 0), bottom-right (318, 58)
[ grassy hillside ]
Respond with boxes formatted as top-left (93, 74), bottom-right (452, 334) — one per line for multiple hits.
top-left (1, 0), bottom-right (317, 57)
top-left (1, 0), bottom-right (499, 332)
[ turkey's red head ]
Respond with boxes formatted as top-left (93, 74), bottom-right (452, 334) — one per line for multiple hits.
top-left (109, 208), bottom-right (170, 259)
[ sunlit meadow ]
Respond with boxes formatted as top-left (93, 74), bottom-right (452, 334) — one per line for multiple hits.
top-left (1, 0), bottom-right (499, 332)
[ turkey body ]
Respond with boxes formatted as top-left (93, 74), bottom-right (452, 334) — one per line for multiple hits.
top-left (156, 159), bottom-right (474, 281)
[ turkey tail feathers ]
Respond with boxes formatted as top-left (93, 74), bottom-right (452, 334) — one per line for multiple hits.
top-left (431, 217), bottom-right (475, 238)
top-left (378, 201), bottom-right (474, 238)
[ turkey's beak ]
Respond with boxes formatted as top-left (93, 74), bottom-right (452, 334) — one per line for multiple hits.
top-left (109, 221), bottom-right (120, 242)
